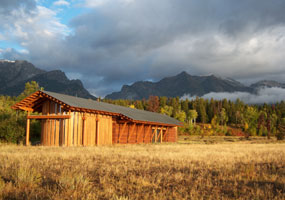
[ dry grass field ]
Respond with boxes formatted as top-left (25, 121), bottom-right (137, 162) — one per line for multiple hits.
top-left (0, 138), bottom-right (284, 199)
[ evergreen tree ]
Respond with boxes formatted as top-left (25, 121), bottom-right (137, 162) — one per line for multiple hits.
top-left (17, 81), bottom-right (41, 101)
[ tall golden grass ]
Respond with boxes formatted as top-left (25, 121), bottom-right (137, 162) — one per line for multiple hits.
top-left (0, 141), bottom-right (284, 199)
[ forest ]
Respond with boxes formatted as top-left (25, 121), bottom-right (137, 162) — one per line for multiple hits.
top-left (103, 95), bottom-right (285, 139)
top-left (0, 81), bottom-right (284, 144)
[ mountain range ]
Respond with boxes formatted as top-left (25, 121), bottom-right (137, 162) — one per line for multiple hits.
top-left (105, 72), bottom-right (285, 100)
top-left (0, 60), bottom-right (95, 99)
top-left (1, 60), bottom-right (284, 100)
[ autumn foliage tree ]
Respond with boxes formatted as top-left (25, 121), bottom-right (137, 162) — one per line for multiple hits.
top-left (147, 96), bottom-right (160, 112)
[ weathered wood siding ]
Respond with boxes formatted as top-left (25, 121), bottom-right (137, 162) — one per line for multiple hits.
top-left (112, 122), bottom-right (177, 144)
top-left (40, 100), bottom-right (113, 146)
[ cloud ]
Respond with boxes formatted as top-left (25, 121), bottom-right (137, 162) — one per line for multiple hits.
top-left (0, 0), bottom-right (36, 15)
top-left (181, 87), bottom-right (285, 104)
top-left (53, 0), bottom-right (70, 6)
top-left (1, 0), bottom-right (285, 97)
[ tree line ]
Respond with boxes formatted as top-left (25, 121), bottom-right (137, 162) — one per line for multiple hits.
top-left (103, 95), bottom-right (285, 139)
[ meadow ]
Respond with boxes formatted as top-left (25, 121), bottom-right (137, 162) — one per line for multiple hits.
top-left (0, 138), bottom-right (284, 200)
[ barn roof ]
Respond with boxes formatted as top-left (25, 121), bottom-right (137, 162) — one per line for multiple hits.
top-left (12, 91), bottom-right (182, 126)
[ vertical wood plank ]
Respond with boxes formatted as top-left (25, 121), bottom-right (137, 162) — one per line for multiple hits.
top-left (46, 120), bottom-right (50, 146)
top-left (78, 113), bottom-right (82, 145)
top-left (74, 112), bottom-right (78, 146)
top-left (66, 110), bottom-right (71, 146)
top-left (41, 102), bottom-right (46, 145)
top-left (82, 114), bottom-right (86, 146)
top-left (109, 116), bottom-right (112, 145)
top-left (26, 111), bottom-right (30, 146)
top-left (50, 102), bottom-right (55, 146)
top-left (86, 114), bottom-right (90, 146)
top-left (59, 119), bottom-right (64, 146)
top-left (55, 119), bottom-right (60, 146)
top-left (96, 115), bottom-right (100, 145)
top-left (91, 114), bottom-right (95, 146)
top-left (47, 101), bottom-right (51, 146)
top-left (69, 111), bottom-right (74, 146)
top-left (64, 117), bottom-right (68, 146)
top-left (174, 126), bottom-right (177, 142)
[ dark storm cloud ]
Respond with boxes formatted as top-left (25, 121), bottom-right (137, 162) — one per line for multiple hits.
top-left (1, 0), bottom-right (285, 96)
top-left (0, 0), bottom-right (36, 14)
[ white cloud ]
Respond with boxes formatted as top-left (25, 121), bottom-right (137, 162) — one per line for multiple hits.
top-left (53, 0), bottom-right (70, 6)
top-left (181, 87), bottom-right (285, 104)
top-left (18, 49), bottom-right (29, 54)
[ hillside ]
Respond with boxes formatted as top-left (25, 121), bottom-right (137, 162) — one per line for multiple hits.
top-left (0, 60), bottom-right (96, 99)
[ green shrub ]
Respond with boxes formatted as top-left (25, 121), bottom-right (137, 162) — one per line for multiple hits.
top-left (276, 125), bottom-right (285, 140)
top-left (276, 131), bottom-right (284, 140)
top-left (0, 118), bottom-right (25, 143)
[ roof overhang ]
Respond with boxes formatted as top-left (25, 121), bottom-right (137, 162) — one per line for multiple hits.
top-left (11, 90), bottom-right (126, 118)
top-left (12, 90), bottom-right (181, 127)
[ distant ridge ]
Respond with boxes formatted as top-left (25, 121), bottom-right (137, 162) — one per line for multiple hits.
top-left (250, 80), bottom-right (285, 89)
top-left (105, 71), bottom-right (253, 100)
top-left (0, 60), bottom-right (96, 99)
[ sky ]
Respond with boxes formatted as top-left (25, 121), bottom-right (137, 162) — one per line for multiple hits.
top-left (1, 0), bottom-right (285, 98)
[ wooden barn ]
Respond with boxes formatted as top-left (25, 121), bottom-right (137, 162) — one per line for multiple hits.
top-left (12, 91), bottom-right (181, 146)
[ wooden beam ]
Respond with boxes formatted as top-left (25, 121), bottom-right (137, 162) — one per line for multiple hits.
top-left (27, 115), bottom-right (71, 119)
top-left (19, 106), bottom-right (34, 112)
top-left (128, 123), bottom-right (136, 143)
top-left (136, 124), bottom-right (144, 143)
top-left (151, 126), bottom-right (157, 143)
top-left (143, 125), bottom-right (151, 143)
top-left (164, 127), bottom-right (169, 141)
top-left (26, 111), bottom-right (30, 146)
top-left (132, 119), bottom-right (181, 127)
top-left (118, 122), bottom-right (127, 143)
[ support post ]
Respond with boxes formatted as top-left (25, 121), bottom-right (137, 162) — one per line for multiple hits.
top-left (96, 118), bottom-right (99, 145)
top-left (82, 114), bottom-right (86, 146)
top-left (118, 122), bottom-right (127, 143)
top-left (155, 126), bottom-right (157, 143)
top-left (26, 111), bottom-right (30, 146)
top-left (67, 110), bottom-right (71, 146)
top-left (160, 128), bottom-right (163, 143)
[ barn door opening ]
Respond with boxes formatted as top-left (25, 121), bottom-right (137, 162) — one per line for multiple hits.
top-left (152, 128), bottom-right (160, 143)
